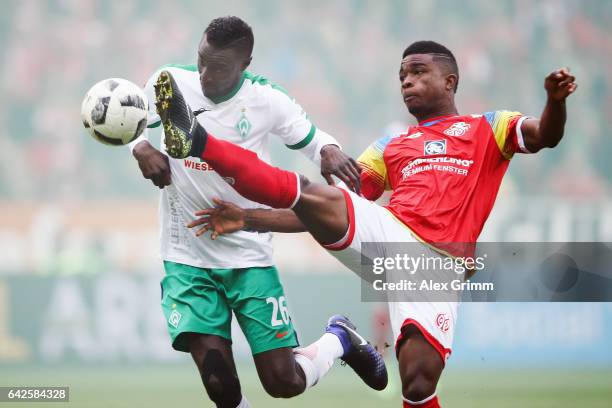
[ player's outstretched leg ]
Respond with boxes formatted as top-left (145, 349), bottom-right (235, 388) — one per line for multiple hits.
top-left (155, 70), bottom-right (350, 245)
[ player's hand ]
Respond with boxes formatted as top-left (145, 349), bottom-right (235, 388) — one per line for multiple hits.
top-left (545, 68), bottom-right (577, 102)
top-left (320, 144), bottom-right (362, 194)
top-left (187, 198), bottom-right (246, 240)
top-left (133, 141), bottom-right (171, 188)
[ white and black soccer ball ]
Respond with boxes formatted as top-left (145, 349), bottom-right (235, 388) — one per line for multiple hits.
top-left (81, 78), bottom-right (148, 146)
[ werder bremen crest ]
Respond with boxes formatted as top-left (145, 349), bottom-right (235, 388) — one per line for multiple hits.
top-left (236, 107), bottom-right (252, 139)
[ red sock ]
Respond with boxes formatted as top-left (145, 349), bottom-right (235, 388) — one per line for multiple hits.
top-left (201, 134), bottom-right (299, 208)
top-left (403, 396), bottom-right (440, 408)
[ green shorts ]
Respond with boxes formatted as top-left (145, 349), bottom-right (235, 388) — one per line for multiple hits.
top-left (161, 261), bottom-right (299, 355)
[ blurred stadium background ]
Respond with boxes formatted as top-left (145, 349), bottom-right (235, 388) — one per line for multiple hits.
top-left (1, 0), bottom-right (611, 406)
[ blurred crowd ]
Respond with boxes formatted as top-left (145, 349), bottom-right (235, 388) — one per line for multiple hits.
top-left (0, 0), bottom-right (611, 274)
top-left (1, 0), bottom-right (611, 201)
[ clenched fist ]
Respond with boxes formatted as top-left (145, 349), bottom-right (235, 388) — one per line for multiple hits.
top-left (545, 68), bottom-right (577, 102)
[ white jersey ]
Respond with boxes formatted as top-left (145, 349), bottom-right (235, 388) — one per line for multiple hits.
top-left (130, 64), bottom-right (339, 268)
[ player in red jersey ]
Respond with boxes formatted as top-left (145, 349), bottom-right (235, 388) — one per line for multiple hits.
top-left (157, 40), bottom-right (576, 407)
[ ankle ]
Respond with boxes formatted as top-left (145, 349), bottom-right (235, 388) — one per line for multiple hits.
top-left (190, 122), bottom-right (208, 157)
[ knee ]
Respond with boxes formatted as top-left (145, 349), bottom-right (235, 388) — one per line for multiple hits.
top-left (260, 366), bottom-right (304, 398)
top-left (402, 374), bottom-right (437, 403)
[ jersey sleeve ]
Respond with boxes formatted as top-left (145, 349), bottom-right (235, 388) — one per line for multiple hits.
top-left (357, 135), bottom-right (393, 201)
top-left (128, 71), bottom-right (163, 152)
top-left (268, 87), bottom-right (340, 165)
top-left (484, 110), bottom-right (533, 160)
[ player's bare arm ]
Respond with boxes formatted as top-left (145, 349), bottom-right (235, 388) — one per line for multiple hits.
top-left (320, 145), bottom-right (362, 194)
top-left (187, 198), bottom-right (305, 239)
top-left (132, 140), bottom-right (172, 188)
top-left (521, 68), bottom-right (577, 152)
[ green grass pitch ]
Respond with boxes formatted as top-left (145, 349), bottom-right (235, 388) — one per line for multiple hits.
top-left (2, 363), bottom-right (611, 407)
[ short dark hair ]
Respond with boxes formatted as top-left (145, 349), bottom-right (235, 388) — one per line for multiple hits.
top-left (403, 41), bottom-right (459, 92)
top-left (204, 16), bottom-right (254, 56)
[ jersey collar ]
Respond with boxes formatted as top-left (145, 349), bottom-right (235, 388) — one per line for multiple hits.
top-left (418, 114), bottom-right (459, 127)
top-left (207, 72), bottom-right (247, 104)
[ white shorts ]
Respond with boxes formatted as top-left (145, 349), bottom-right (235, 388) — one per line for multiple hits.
top-left (324, 189), bottom-right (458, 363)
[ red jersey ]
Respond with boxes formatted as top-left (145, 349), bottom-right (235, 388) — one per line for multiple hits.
top-left (358, 111), bottom-right (531, 256)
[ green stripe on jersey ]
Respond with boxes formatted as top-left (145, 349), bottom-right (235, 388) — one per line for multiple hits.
top-left (286, 124), bottom-right (316, 150)
top-left (160, 63), bottom-right (198, 72)
top-left (244, 71), bottom-right (290, 96)
top-left (147, 120), bottom-right (161, 129)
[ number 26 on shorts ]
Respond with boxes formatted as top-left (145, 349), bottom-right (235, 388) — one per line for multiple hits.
top-left (266, 296), bottom-right (289, 326)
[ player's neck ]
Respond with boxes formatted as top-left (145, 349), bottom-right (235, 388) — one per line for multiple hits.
top-left (206, 72), bottom-right (247, 104)
top-left (414, 105), bottom-right (459, 125)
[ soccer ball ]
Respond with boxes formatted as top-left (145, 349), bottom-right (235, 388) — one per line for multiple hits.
top-left (81, 78), bottom-right (148, 146)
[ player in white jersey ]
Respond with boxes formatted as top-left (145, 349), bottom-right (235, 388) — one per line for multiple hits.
top-left (128, 17), bottom-right (386, 408)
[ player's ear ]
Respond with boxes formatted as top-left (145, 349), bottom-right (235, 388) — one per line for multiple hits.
top-left (241, 56), bottom-right (252, 71)
top-left (445, 73), bottom-right (458, 92)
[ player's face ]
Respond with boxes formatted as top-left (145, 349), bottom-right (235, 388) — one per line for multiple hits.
top-left (399, 54), bottom-right (451, 118)
top-left (197, 36), bottom-right (250, 99)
